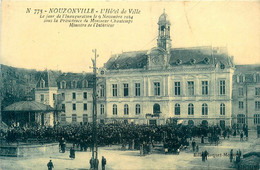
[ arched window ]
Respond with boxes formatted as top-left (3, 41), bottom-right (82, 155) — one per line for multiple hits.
top-left (220, 103), bottom-right (225, 115)
top-left (202, 103), bottom-right (208, 115)
top-left (237, 114), bottom-right (245, 124)
top-left (113, 104), bottom-right (117, 115)
top-left (100, 104), bottom-right (104, 115)
top-left (135, 104), bottom-right (140, 115)
top-left (124, 104), bottom-right (129, 115)
top-left (188, 120), bottom-right (194, 126)
top-left (175, 103), bottom-right (180, 115)
top-left (188, 103), bottom-right (194, 115)
top-left (254, 114), bottom-right (260, 124)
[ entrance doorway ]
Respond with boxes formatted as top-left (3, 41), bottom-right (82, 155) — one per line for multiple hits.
top-left (153, 103), bottom-right (160, 114)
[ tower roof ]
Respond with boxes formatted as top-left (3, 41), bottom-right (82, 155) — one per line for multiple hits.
top-left (158, 10), bottom-right (170, 25)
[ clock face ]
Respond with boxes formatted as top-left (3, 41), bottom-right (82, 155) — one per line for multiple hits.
top-left (149, 48), bottom-right (166, 66)
top-left (152, 55), bottom-right (163, 65)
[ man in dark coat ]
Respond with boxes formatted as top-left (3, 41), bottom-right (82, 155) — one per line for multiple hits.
top-left (102, 156), bottom-right (107, 170)
top-left (47, 160), bottom-right (54, 170)
top-left (192, 140), bottom-right (196, 152)
top-left (230, 149), bottom-right (233, 162)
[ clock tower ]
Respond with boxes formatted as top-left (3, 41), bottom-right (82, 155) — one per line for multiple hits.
top-left (157, 10), bottom-right (172, 54)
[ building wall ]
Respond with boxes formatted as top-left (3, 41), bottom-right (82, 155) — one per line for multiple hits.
top-left (232, 74), bottom-right (260, 129)
top-left (58, 88), bottom-right (93, 124)
top-left (104, 66), bottom-right (234, 126)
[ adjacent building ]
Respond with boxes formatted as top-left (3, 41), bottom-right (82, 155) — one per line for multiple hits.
top-left (232, 65), bottom-right (260, 129)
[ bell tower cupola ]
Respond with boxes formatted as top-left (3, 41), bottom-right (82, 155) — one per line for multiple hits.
top-left (157, 10), bottom-right (172, 53)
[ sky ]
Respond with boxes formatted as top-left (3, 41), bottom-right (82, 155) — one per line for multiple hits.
top-left (1, 1), bottom-right (260, 73)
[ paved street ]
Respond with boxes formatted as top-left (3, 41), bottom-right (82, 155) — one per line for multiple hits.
top-left (1, 135), bottom-right (259, 170)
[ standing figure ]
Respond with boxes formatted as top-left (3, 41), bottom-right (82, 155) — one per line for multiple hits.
top-left (230, 149), bottom-right (233, 162)
top-left (102, 156), bottom-right (107, 170)
top-left (69, 147), bottom-right (75, 159)
top-left (47, 160), bottom-right (54, 170)
top-left (192, 140), bottom-right (196, 152)
top-left (204, 150), bottom-right (208, 160)
top-left (240, 132), bottom-right (244, 141)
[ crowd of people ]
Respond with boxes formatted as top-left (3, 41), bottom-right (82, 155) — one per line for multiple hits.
top-left (2, 122), bottom-right (234, 153)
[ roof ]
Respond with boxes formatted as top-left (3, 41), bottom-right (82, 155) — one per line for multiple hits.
top-left (4, 101), bottom-right (55, 112)
top-left (36, 70), bottom-right (61, 88)
top-left (104, 51), bottom-right (148, 70)
top-left (235, 65), bottom-right (260, 73)
top-left (56, 72), bottom-right (94, 88)
top-left (105, 46), bottom-right (233, 70)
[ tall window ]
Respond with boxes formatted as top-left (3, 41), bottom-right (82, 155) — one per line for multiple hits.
top-left (112, 84), bottom-right (118, 97)
top-left (237, 114), bottom-right (245, 124)
top-left (255, 87), bottom-right (260, 96)
top-left (255, 101), bottom-right (260, 110)
top-left (239, 101), bottom-right (244, 109)
top-left (254, 114), bottom-right (260, 124)
top-left (202, 103), bottom-right (208, 115)
top-left (175, 103), bottom-right (180, 115)
top-left (188, 103), bottom-right (194, 115)
top-left (62, 104), bottom-right (65, 111)
top-left (202, 81), bottom-right (208, 95)
top-left (135, 83), bottom-right (141, 96)
top-left (53, 94), bottom-right (56, 101)
top-left (40, 94), bottom-right (44, 102)
top-left (83, 103), bottom-right (87, 110)
top-left (175, 82), bottom-right (180, 96)
top-left (113, 104), bottom-right (117, 115)
top-left (220, 80), bottom-right (226, 95)
top-left (135, 104), bottom-right (140, 115)
top-left (72, 114), bottom-right (77, 122)
top-left (83, 114), bottom-right (88, 123)
top-left (100, 104), bottom-right (104, 115)
top-left (187, 81), bottom-right (194, 96)
top-left (154, 82), bottom-right (160, 96)
top-left (239, 88), bottom-right (244, 96)
top-left (220, 103), bottom-right (225, 115)
top-left (124, 104), bottom-right (129, 115)
top-left (100, 85), bottom-right (105, 97)
top-left (72, 92), bottom-right (76, 100)
top-left (73, 103), bottom-right (76, 110)
top-left (83, 92), bottom-right (87, 99)
top-left (124, 84), bottom-right (129, 97)
top-left (62, 93), bottom-right (65, 100)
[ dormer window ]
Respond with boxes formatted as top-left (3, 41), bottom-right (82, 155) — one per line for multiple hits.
top-left (40, 79), bottom-right (45, 88)
top-left (82, 80), bottom-right (88, 88)
top-left (254, 73), bottom-right (260, 82)
top-left (61, 81), bottom-right (66, 89)
top-left (203, 57), bottom-right (210, 64)
top-left (72, 80), bottom-right (77, 88)
top-left (176, 59), bottom-right (182, 65)
top-left (190, 59), bottom-right (196, 65)
top-left (237, 74), bottom-right (245, 83)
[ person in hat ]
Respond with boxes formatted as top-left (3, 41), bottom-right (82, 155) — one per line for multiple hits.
top-left (47, 160), bottom-right (54, 170)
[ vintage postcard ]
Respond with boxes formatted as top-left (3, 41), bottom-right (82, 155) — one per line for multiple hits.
top-left (1, 1), bottom-right (260, 170)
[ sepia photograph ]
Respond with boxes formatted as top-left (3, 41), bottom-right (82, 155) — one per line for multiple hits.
top-left (0, 1), bottom-right (260, 169)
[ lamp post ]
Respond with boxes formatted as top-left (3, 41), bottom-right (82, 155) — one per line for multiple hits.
top-left (90, 49), bottom-right (99, 170)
